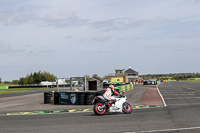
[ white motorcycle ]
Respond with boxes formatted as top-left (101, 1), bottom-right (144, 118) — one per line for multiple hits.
top-left (92, 92), bottom-right (132, 115)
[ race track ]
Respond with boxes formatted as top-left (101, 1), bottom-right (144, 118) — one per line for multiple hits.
top-left (0, 82), bottom-right (200, 133)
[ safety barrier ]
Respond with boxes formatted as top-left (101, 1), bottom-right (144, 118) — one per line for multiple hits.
top-left (46, 91), bottom-right (102, 105)
top-left (133, 82), bottom-right (138, 84)
top-left (44, 92), bottom-right (52, 104)
top-left (0, 86), bottom-right (8, 90)
top-left (114, 84), bottom-right (134, 93)
top-left (44, 84), bottom-right (134, 105)
top-left (163, 80), bottom-right (176, 82)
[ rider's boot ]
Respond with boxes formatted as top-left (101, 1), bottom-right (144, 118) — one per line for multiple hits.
top-left (108, 100), bottom-right (116, 106)
top-left (107, 101), bottom-right (113, 106)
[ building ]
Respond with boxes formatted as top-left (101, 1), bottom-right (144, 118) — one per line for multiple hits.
top-left (87, 78), bottom-right (101, 91)
top-left (124, 66), bottom-right (142, 83)
top-left (107, 66), bottom-right (143, 84)
top-left (107, 69), bottom-right (128, 84)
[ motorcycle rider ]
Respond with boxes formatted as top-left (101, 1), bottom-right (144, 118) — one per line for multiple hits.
top-left (103, 84), bottom-right (119, 106)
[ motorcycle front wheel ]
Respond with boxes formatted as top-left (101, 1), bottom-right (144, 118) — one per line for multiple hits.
top-left (93, 103), bottom-right (106, 115)
top-left (122, 102), bottom-right (132, 114)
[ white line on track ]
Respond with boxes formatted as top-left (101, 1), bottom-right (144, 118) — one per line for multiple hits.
top-left (167, 103), bottom-right (200, 106)
top-left (141, 126), bottom-right (200, 133)
top-left (157, 84), bottom-right (167, 107)
top-left (125, 126), bottom-right (200, 133)
top-left (161, 94), bottom-right (194, 95)
top-left (164, 97), bottom-right (200, 100)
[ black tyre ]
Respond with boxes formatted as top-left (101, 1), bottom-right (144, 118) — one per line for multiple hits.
top-left (79, 93), bottom-right (85, 99)
top-left (78, 100), bottom-right (85, 105)
top-left (122, 102), bottom-right (132, 114)
top-left (78, 92), bottom-right (86, 105)
top-left (93, 103), bottom-right (106, 115)
top-left (86, 95), bottom-right (94, 100)
top-left (85, 92), bottom-right (95, 105)
top-left (44, 92), bottom-right (51, 104)
top-left (54, 92), bottom-right (59, 104)
top-left (95, 90), bottom-right (105, 96)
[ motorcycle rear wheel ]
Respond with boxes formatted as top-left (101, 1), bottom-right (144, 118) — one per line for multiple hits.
top-left (122, 102), bottom-right (132, 114)
top-left (93, 103), bottom-right (106, 115)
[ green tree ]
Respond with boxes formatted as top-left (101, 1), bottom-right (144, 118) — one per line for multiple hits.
top-left (92, 74), bottom-right (102, 81)
top-left (18, 77), bottom-right (26, 85)
top-left (43, 71), bottom-right (56, 81)
top-left (0, 77), bottom-right (1, 83)
top-left (3, 81), bottom-right (11, 84)
top-left (27, 73), bottom-right (34, 84)
top-left (12, 80), bottom-right (19, 84)
top-left (33, 72), bottom-right (42, 84)
top-left (18, 71), bottom-right (56, 85)
top-left (102, 75), bottom-right (108, 80)
top-left (84, 75), bottom-right (91, 81)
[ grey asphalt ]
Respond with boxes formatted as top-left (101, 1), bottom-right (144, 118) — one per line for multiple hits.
top-left (0, 84), bottom-right (147, 114)
top-left (0, 82), bottom-right (200, 133)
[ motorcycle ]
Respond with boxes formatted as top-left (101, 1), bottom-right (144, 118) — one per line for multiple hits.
top-left (92, 92), bottom-right (132, 115)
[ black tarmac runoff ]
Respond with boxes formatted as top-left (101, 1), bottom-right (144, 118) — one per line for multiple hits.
top-left (0, 82), bottom-right (200, 133)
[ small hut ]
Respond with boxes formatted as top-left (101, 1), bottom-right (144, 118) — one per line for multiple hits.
top-left (87, 78), bottom-right (101, 91)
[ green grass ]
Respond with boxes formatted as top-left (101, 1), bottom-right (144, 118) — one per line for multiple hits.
top-left (9, 87), bottom-right (53, 90)
top-left (180, 80), bottom-right (200, 83)
top-left (0, 90), bottom-right (32, 95)
top-left (8, 87), bottom-right (69, 90)
top-left (0, 83), bottom-right (17, 86)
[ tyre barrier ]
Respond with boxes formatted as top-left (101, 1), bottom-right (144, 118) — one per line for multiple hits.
top-left (54, 92), bottom-right (60, 104)
top-left (95, 90), bottom-right (105, 96)
top-left (78, 92), bottom-right (85, 105)
top-left (44, 84), bottom-right (133, 105)
top-left (44, 92), bottom-right (51, 104)
top-left (85, 92), bottom-right (95, 105)
top-left (47, 91), bottom-right (102, 105)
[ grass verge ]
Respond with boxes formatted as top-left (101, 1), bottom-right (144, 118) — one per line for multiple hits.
top-left (0, 90), bottom-right (32, 95)
top-left (9, 87), bottom-right (69, 90)
top-left (180, 80), bottom-right (200, 83)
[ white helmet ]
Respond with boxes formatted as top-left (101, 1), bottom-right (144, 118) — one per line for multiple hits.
top-left (109, 85), bottom-right (114, 90)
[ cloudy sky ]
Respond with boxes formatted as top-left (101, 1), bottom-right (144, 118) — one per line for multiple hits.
top-left (0, 0), bottom-right (200, 81)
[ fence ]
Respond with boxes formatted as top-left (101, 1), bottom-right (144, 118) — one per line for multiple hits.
top-left (114, 84), bottom-right (134, 93)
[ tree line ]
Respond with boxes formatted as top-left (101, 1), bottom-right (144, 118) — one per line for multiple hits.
top-left (18, 71), bottom-right (56, 85)
top-left (141, 73), bottom-right (200, 80)
top-left (0, 72), bottom-right (107, 85)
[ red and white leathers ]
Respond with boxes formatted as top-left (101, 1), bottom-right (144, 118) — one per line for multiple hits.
top-left (103, 85), bottom-right (119, 103)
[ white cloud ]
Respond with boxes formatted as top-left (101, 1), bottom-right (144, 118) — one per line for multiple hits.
top-left (91, 36), bottom-right (112, 42)
top-left (1, 0), bottom-right (200, 81)
top-left (44, 12), bottom-right (76, 22)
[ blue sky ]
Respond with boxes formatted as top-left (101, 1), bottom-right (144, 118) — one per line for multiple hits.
top-left (0, 0), bottom-right (200, 81)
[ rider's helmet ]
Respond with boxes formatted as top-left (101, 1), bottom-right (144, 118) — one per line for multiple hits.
top-left (109, 84), bottom-right (114, 90)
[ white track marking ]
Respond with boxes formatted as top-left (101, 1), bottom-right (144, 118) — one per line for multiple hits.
top-left (164, 97), bottom-right (200, 100)
top-left (125, 126), bottom-right (200, 133)
top-left (167, 103), bottom-right (200, 106)
top-left (141, 126), bottom-right (200, 132)
top-left (157, 84), bottom-right (167, 107)
top-left (161, 94), bottom-right (194, 95)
